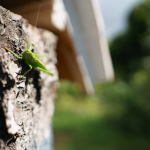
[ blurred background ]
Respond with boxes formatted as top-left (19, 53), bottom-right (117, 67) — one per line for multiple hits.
top-left (53, 0), bottom-right (150, 150)
top-left (1, 0), bottom-right (149, 149)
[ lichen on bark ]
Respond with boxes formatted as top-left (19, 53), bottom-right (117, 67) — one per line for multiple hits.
top-left (0, 6), bottom-right (58, 150)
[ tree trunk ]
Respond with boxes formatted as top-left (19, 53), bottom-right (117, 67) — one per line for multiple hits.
top-left (0, 6), bottom-right (58, 150)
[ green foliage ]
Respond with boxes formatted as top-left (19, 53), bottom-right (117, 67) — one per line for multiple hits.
top-left (96, 82), bottom-right (150, 137)
top-left (110, 0), bottom-right (150, 79)
top-left (53, 81), bottom-right (150, 150)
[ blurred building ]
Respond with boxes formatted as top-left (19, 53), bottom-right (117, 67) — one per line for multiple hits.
top-left (0, 0), bottom-right (114, 94)
top-left (63, 0), bottom-right (114, 93)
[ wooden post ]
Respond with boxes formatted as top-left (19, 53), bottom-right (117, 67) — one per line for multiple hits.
top-left (0, 6), bottom-right (58, 149)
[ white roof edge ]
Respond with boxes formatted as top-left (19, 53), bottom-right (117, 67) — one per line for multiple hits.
top-left (63, 0), bottom-right (114, 84)
top-left (91, 0), bottom-right (114, 82)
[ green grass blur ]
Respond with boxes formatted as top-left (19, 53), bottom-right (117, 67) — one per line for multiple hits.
top-left (53, 80), bottom-right (150, 150)
top-left (53, 0), bottom-right (150, 149)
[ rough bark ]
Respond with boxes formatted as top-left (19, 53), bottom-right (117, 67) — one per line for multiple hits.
top-left (0, 6), bottom-right (58, 150)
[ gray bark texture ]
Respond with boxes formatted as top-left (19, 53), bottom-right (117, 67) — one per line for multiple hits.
top-left (0, 6), bottom-right (58, 150)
